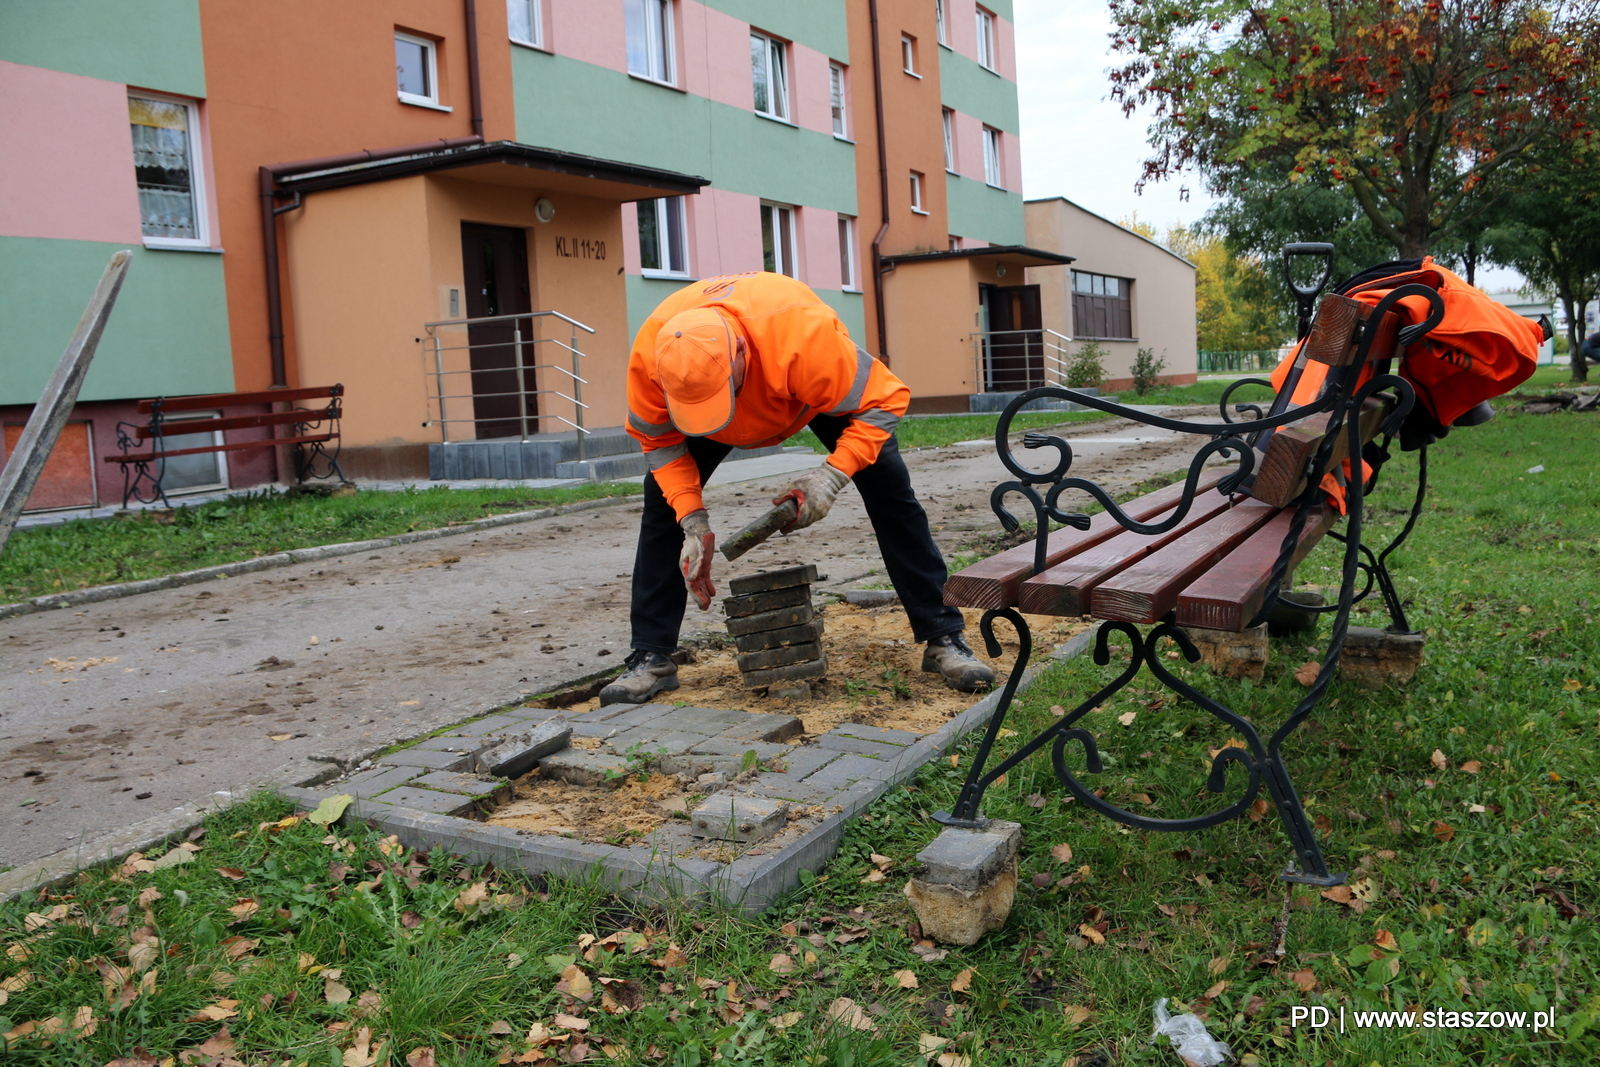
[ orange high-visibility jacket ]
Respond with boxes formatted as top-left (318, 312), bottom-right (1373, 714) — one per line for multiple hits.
top-left (626, 272), bottom-right (910, 520)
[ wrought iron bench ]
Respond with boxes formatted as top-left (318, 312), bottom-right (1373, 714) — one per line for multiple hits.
top-left (105, 385), bottom-right (346, 508)
top-left (939, 252), bottom-right (1447, 887)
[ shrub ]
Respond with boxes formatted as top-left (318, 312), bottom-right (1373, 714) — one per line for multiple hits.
top-left (1131, 346), bottom-right (1168, 395)
top-left (1065, 341), bottom-right (1106, 390)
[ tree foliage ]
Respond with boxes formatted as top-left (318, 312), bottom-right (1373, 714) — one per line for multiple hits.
top-left (1159, 225), bottom-right (1294, 350)
top-left (1109, 0), bottom-right (1600, 256)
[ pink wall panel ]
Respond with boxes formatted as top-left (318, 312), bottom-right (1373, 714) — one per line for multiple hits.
top-left (620, 198), bottom-right (643, 272)
top-left (798, 205), bottom-right (842, 291)
top-left (952, 109), bottom-right (984, 184)
top-left (945, 0), bottom-right (975, 64)
top-left (789, 42), bottom-right (835, 137)
top-left (993, 10), bottom-right (1017, 82)
top-left (689, 1), bottom-right (757, 112)
top-left (690, 187), bottom-right (764, 278)
top-left (0, 61), bottom-right (143, 243)
top-left (548, 0), bottom-right (626, 72)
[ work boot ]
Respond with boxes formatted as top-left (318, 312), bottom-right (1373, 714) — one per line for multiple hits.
top-left (599, 650), bottom-right (680, 705)
top-left (922, 633), bottom-right (995, 692)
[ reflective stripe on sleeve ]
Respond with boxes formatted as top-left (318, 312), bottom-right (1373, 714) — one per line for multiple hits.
top-left (825, 346), bottom-right (875, 416)
top-left (853, 407), bottom-right (901, 434)
top-left (646, 442), bottom-right (690, 470)
top-left (629, 411), bottom-right (676, 437)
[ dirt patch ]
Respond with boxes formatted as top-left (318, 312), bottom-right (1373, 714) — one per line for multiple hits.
top-left (486, 769), bottom-right (692, 844)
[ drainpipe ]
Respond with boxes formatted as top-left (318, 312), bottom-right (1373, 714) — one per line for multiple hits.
top-left (868, 0), bottom-right (892, 365)
top-left (464, 0), bottom-right (485, 138)
top-left (258, 136), bottom-right (481, 387)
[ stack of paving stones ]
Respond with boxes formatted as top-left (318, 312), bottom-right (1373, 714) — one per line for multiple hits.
top-left (724, 563), bottom-right (826, 693)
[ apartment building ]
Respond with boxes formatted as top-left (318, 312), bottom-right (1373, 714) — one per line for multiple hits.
top-left (2, 1), bottom-right (1041, 508)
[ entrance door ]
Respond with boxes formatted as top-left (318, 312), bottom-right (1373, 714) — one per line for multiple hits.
top-left (979, 283), bottom-right (1043, 391)
top-left (461, 223), bottom-right (535, 439)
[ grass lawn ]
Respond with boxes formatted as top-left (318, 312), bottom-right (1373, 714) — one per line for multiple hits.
top-left (0, 483), bottom-right (641, 605)
top-left (2, 398), bottom-right (1594, 1065)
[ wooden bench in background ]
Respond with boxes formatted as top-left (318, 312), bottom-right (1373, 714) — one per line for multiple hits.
top-left (105, 384), bottom-right (345, 508)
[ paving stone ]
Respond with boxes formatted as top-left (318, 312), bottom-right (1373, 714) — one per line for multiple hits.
top-left (734, 618), bottom-right (825, 653)
top-left (601, 729), bottom-right (711, 758)
top-left (913, 820), bottom-right (1022, 893)
top-left (366, 786), bottom-right (480, 817)
top-left (686, 739), bottom-right (791, 760)
top-left (740, 656), bottom-right (827, 689)
top-left (817, 733), bottom-right (911, 760)
top-left (826, 722), bottom-right (920, 747)
top-left (410, 735), bottom-right (487, 757)
top-left (666, 706), bottom-right (751, 730)
top-left (743, 777), bottom-right (844, 806)
top-left (714, 712), bottom-right (806, 744)
top-left (728, 565), bottom-right (818, 596)
top-left (592, 703), bottom-right (679, 730)
top-left (380, 748), bottom-right (471, 772)
top-left (737, 641), bottom-right (822, 672)
top-left (689, 795), bottom-right (789, 843)
top-left (799, 752), bottom-right (890, 789)
top-left (724, 603), bottom-right (815, 636)
top-left (450, 712), bottom-right (538, 738)
top-left (843, 589), bottom-right (900, 607)
top-left (538, 749), bottom-right (630, 789)
top-left (765, 746), bottom-right (841, 780)
top-left (569, 718), bottom-right (627, 739)
top-left (475, 719), bottom-right (572, 778)
top-left (338, 765), bottom-right (418, 798)
top-left (409, 771), bottom-right (508, 797)
top-left (722, 585), bottom-right (810, 618)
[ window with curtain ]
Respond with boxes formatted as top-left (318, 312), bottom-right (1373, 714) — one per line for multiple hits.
top-left (1072, 271), bottom-right (1134, 339)
top-left (626, 0), bottom-right (674, 83)
top-left (507, 0), bottom-right (542, 47)
top-left (761, 202), bottom-right (796, 276)
top-left (751, 32), bottom-right (789, 120)
top-left (129, 95), bottom-right (202, 243)
top-left (638, 196), bottom-right (688, 276)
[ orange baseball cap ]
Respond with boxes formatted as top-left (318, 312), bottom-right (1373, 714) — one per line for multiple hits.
top-left (653, 307), bottom-right (737, 436)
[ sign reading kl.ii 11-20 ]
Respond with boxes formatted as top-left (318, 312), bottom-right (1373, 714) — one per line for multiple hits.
top-left (553, 236), bottom-right (607, 260)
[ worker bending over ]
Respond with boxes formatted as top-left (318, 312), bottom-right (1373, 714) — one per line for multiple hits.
top-left (601, 271), bottom-right (994, 705)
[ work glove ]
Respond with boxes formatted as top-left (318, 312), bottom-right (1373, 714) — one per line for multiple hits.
top-left (679, 509), bottom-right (716, 611)
top-left (773, 463), bottom-right (851, 532)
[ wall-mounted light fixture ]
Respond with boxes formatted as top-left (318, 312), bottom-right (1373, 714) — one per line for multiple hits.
top-left (534, 197), bottom-right (556, 223)
top-left (996, 263), bottom-right (1007, 278)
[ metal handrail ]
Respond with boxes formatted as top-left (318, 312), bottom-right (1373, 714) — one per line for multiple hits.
top-left (970, 327), bottom-right (1074, 393)
top-left (421, 309), bottom-right (595, 456)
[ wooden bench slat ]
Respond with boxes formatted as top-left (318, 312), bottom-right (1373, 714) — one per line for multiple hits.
top-left (132, 405), bottom-right (338, 441)
top-left (1016, 490), bottom-right (1237, 617)
top-left (1248, 395), bottom-right (1393, 508)
top-left (942, 468), bottom-right (1228, 610)
top-left (1089, 500), bottom-right (1281, 623)
top-left (104, 433), bottom-right (336, 464)
top-left (1175, 504), bottom-right (1335, 632)
top-left (137, 385), bottom-right (340, 414)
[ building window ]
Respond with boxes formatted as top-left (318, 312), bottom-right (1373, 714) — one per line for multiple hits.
top-left (129, 93), bottom-right (206, 246)
top-left (395, 32), bottom-right (440, 106)
top-left (936, 0), bottom-right (948, 45)
top-left (830, 62), bottom-right (848, 138)
top-left (507, 0), bottom-right (542, 47)
top-left (948, 235), bottom-right (961, 251)
top-left (910, 170), bottom-right (926, 214)
top-left (942, 108), bottom-right (956, 172)
top-left (838, 215), bottom-right (858, 290)
top-left (761, 202), bottom-right (796, 277)
top-left (1072, 271), bottom-right (1134, 340)
top-left (751, 32), bottom-right (789, 121)
top-left (982, 126), bottom-right (1003, 187)
top-left (626, 0), bottom-right (674, 84)
top-left (158, 414), bottom-right (228, 492)
top-left (976, 6), bottom-right (996, 71)
top-left (901, 34), bottom-right (919, 76)
top-left (638, 197), bottom-right (688, 276)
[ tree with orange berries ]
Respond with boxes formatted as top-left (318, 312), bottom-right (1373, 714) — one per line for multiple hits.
top-left (1108, 0), bottom-right (1600, 258)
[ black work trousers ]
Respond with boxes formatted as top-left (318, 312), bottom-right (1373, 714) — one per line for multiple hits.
top-left (629, 414), bottom-right (964, 654)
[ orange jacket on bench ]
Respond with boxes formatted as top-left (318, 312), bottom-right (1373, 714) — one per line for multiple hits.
top-left (626, 272), bottom-right (909, 521)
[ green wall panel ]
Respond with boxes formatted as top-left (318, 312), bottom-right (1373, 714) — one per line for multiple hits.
top-left (0, 0), bottom-right (205, 97)
top-left (939, 51), bottom-right (1018, 132)
top-left (625, 276), bottom-right (865, 362)
top-left (813, 289), bottom-right (867, 353)
top-left (0, 239), bottom-right (233, 406)
top-left (704, 0), bottom-right (849, 61)
top-left (945, 174), bottom-right (1024, 246)
top-left (513, 51), bottom-right (856, 212)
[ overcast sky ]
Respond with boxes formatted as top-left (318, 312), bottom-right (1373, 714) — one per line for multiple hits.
top-left (1012, 0), bottom-right (1523, 292)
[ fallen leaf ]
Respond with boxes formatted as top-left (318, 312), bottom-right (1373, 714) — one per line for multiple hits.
top-left (1460, 760), bottom-right (1481, 774)
top-left (189, 998), bottom-right (239, 1022)
top-left (768, 954), bottom-right (796, 975)
top-left (1208, 956), bottom-right (1227, 976)
top-left (1077, 924), bottom-right (1105, 945)
top-left (1062, 1004), bottom-right (1092, 1027)
top-left (554, 1013), bottom-right (590, 1030)
top-left (1117, 711), bottom-right (1137, 726)
top-left (1203, 980), bottom-right (1227, 999)
top-left (1049, 842), bottom-right (1073, 864)
top-left (1130, 792), bottom-right (1154, 806)
top-left (324, 972), bottom-right (352, 1005)
top-left (772, 1012), bottom-right (804, 1029)
top-left (180, 1026), bottom-right (235, 1064)
top-left (937, 1054), bottom-right (972, 1067)
top-left (869, 853), bottom-right (893, 869)
top-left (215, 867), bottom-right (246, 881)
top-left (1433, 821), bottom-right (1456, 843)
top-left (918, 1034), bottom-right (949, 1054)
top-left (893, 969), bottom-right (918, 989)
top-left (227, 899), bottom-right (260, 924)
top-left (269, 734), bottom-right (295, 742)
top-left (1468, 803), bottom-right (1488, 814)
top-left (406, 1049), bottom-right (439, 1067)
top-left (825, 997), bottom-right (876, 1032)
top-left (1375, 929), bottom-right (1400, 952)
top-left (909, 942), bottom-right (948, 962)
top-left (342, 1025), bottom-right (384, 1067)
top-left (861, 869), bottom-right (887, 883)
top-left (650, 945), bottom-right (689, 969)
top-left (1293, 662), bottom-right (1319, 686)
top-left (308, 794), bottom-right (355, 827)
top-left (150, 847), bottom-right (193, 870)
top-left (557, 964), bottom-right (594, 1002)
top-left (354, 990), bottom-right (383, 1018)
top-left (949, 969), bottom-right (973, 993)
top-left (453, 882), bottom-right (490, 916)
top-left (1430, 749), bottom-right (1449, 770)
top-left (1290, 968), bottom-right (1318, 992)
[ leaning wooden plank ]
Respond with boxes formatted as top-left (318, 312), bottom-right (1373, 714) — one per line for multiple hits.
top-left (1091, 500), bottom-right (1282, 623)
top-left (1303, 293), bottom-right (1405, 368)
top-left (1017, 491), bottom-right (1237, 617)
top-left (1248, 395), bottom-right (1394, 508)
top-left (942, 468), bottom-right (1228, 610)
top-left (1175, 504), bottom-right (1336, 632)
top-left (0, 251), bottom-right (131, 554)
